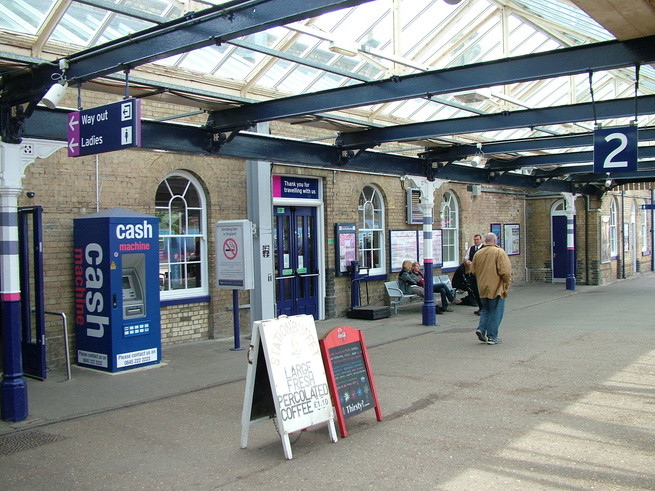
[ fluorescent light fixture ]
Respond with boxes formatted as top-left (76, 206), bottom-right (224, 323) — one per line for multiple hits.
top-left (452, 88), bottom-right (492, 104)
top-left (41, 81), bottom-right (68, 109)
top-left (328, 40), bottom-right (359, 57)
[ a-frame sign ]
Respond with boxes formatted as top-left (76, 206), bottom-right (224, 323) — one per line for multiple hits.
top-left (241, 315), bottom-right (338, 460)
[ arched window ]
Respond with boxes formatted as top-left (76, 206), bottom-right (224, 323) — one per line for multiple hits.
top-left (609, 197), bottom-right (618, 258)
top-left (358, 185), bottom-right (385, 276)
top-left (441, 192), bottom-right (459, 268)
top-left (155, 172), bottom-right (208, 299)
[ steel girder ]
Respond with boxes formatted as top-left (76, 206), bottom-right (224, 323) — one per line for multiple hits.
top-left (207, 35), bottom-right (655, 132)
top-left (426, 127), bottom-right (655, 161)
top-left (488, 146), bottom-right (655, 171)
top-left (21, 107), bottom-right (587, 194)
top-left (0, 0), bottom-right (374, 107)
top-left (337, 95), bottom-right (655, 150)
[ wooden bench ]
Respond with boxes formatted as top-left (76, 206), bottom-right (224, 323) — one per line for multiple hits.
top-left (384, 281), bottom-right (422, 315)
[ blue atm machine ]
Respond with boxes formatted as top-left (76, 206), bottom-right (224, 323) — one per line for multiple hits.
top-left (73, 208), bottom-right (161, 372)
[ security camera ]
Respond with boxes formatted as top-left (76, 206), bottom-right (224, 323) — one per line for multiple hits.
top-left (605, 178), bottom-right (612, 188)
top-left (26, 192), bottom-right (35, 198)
top-left (41, 81), bottom-right (68, 109)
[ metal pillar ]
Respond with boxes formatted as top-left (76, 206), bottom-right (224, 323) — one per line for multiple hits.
top-left (406, 176), bottom-right (446, 326)
top-left (0, 139), bottom-right (65, 421)
top-left (246, 123), bottom-right (276, 323)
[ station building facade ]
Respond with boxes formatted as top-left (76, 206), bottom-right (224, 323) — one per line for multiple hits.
top-left (14, 90), bottom-right (653, 365)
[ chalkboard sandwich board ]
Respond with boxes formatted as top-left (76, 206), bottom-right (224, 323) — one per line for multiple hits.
top-left (320, 325), bottom-right (382, 438)
top-left (241, 314), bottom-right (338, 460)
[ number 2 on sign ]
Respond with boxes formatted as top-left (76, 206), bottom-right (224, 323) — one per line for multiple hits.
top-left (603, 132), bottom-right (628, 168)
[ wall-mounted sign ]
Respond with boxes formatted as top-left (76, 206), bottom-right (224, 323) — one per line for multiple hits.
top-left (272, 175), bottom-right (319, 199)
top-left (215, 219), bottom-right (254, 290)
top-left (67, 99), bottom-right (141, 157)
top-left (593, 125), bottom-right (638, 174)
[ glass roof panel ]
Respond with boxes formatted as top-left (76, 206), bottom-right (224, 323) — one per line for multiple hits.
top-left (0, 0), bottom-right (55, 35)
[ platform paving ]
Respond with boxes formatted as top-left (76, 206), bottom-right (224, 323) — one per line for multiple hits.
top-left (1, 275), bottom-right (654, 489)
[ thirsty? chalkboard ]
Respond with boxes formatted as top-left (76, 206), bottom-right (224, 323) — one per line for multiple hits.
top-left (320, 325), bottom-right (382, 437)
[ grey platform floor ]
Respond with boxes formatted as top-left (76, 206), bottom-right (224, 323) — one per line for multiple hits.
top-left (1, 275), bottom-right (654, 489)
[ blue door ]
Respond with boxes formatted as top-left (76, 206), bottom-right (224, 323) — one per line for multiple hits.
top-left (274, 206), bottom-right (319, 318)
top-left (18, 206), bottom-right (47, 380)
top-left (552, 215), bottom-right (575, 281)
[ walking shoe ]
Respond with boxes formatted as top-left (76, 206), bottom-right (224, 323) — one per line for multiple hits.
top-left (475, 330), bottom-right (487, 343)
top-left (486, 337), bottom-right (502, 345)
top-left (474, 309), bottom-right (481, 316)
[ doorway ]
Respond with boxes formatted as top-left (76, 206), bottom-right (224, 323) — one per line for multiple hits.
top-left (551, 200), bottom-right (575, 283)
top-left (273, 206), bottom-right (319, 318)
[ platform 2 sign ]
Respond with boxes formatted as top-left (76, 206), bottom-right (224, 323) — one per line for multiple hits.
top-left (593, 125), bottom-right (638, 174)
top-left (67, 99), bottom-right (141, 157)
top-left (320, 325), bottom-right (382, 438)
top-left (241, 315), bottom-right (337, 460)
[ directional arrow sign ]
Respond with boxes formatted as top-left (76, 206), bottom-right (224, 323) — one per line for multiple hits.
top-left (67, 99), bottom-right (141, 157)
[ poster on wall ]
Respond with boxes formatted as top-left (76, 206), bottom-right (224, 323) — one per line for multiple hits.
top-left (601, 216), bottom-right (611, 263)
top-left (389, 230), bottom-right (419, 272)
top-left (490, 223), bottom-right (502, 249)
top-left (335, 223), bottom-right (357, 276)
top-left (503, 223), bottom-right (520, 255)
top-left (624, 222), bottom-right (630, 252)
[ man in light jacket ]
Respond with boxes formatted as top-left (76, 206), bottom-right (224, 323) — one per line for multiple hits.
top-left (470, 233), bottom-right (512, 345)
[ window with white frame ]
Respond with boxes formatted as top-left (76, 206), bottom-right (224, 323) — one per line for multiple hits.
top-left (441, 192), bottom-right (459, 268)
top-left (155, 172), bottom-right (208, 299)
top-left (609, 197), bottom-right (618, 257)
top-left (642, 201), bottom-right (648, 253)
top-left (358, 185), bottom-right (385, 276)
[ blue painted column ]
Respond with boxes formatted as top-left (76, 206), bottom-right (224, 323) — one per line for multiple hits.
top-left (412, 177), bottom-right (446, 327)
top-left (0, 188), bottom-right (28, 421)
top-left (0, 139), bottom-right (66, 421)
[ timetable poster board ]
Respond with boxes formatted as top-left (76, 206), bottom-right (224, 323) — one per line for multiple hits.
top-left (335, 223), bottom-right (357, 276)
top-left (503, 223), bottom-right (521, 256)
top-left (320, 326), bottom-right (382, 438)
top-left (389, 229), bottom-right (419, 272)
top-left (241, 315), bottom-right (337, 460)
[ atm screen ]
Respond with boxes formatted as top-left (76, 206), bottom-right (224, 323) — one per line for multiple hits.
top-left (122, 274), bottom-right (136, 299)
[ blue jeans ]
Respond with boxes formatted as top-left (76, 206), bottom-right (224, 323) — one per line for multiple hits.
top-left (433, 283), bottom-right (454, 308)
top-left (477, 296), bottom-right (505, 339)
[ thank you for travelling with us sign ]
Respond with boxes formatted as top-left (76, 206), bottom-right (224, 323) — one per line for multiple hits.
top-left (67, 99), bottom-right (141, 157)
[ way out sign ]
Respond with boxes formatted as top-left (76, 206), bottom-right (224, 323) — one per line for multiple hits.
top-left (215, 219), bottom-right (254, 290)
top-left (593, 125), bottom-right (638, 174)
top-left (67, 99), bottom-right (141, 157)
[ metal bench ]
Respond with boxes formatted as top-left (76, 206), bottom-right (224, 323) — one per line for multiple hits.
top-left (384, 281), bottom-right (422, 315)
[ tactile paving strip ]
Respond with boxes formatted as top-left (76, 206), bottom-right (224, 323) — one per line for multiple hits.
top-left (0, 429), bottom-right (67, 456)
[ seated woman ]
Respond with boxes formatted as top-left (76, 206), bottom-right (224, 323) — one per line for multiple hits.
top-left (452, 259), bottom-right (482, 313)
top-left (398, 260), bottom-right (424, 297)
top-left (410, 262), bottom-right (454, 313)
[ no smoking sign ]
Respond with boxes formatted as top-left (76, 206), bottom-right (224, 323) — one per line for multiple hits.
top-left (223, 238), bottom-right (238, 259)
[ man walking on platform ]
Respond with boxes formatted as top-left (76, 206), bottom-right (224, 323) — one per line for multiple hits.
top-left (471, 233), bottom-right (512, 345)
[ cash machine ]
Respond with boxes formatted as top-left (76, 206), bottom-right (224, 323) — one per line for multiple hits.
top-left (73, 208), bottom-right (161, 372)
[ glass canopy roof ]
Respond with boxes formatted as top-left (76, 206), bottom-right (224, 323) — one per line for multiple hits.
top-left (1, 0), bottom-right (654, 159)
